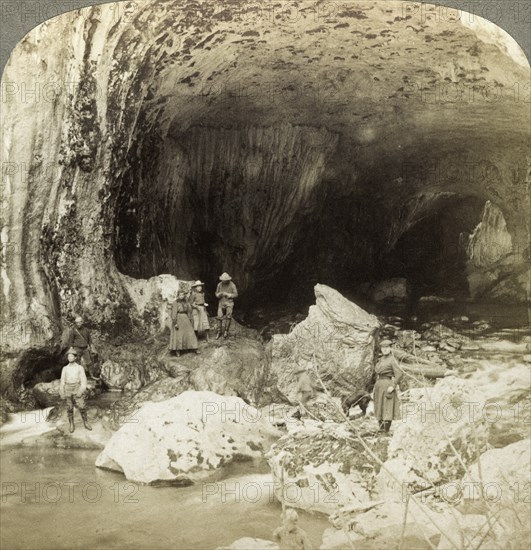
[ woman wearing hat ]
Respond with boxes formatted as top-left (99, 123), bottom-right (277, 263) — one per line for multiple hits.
top-left (169, 289), bottom-right (199, 356)
top-left (373, 340), bottom-right (403, 434)
top-left (215, 272), bottom-right (238, 339)
top-left (190, 281), bottom-right (210, 341)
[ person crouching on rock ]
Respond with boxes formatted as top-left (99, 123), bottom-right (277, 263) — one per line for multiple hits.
top-left (215, 272), bottom-right (238, 339)
top-left (373, 340), bottom-right (403, 434)
top-left (190, 280), bottom-right (210, 342)
top-left (169, 289), bottom-right (200, 357)
top-left (59, 348), bottom-right (92, 433)
top-left (273, 508), bottom-right (312, 550)
top-left (290, 365), bottom-right (317, 420)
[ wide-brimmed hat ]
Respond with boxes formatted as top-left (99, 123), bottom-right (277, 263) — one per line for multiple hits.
top-left (66, 347), bottom-right (78, 356)
top-left (219, 272), bottom-right (232, 281)
top-left (191, 280), bottom-right (205, 287)
top-left (380, 339), bottom-right (393, 348)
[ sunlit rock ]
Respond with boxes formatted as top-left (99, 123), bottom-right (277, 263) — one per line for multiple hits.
top-left (376, 377), bottom-right (489, 495)
top-left (269, 284), bottom-right (380, 404)
top-left (96, 391), bottom-right (282, 484)
top-left (267, 421), bottom-right (388, 514)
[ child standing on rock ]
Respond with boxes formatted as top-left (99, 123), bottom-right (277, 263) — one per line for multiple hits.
top-left (59, 348), bottom-right (92, 433)
top-left (273, 509), bottom-right (312, 550)
top-left (190, 280), bottom-right (210, 341)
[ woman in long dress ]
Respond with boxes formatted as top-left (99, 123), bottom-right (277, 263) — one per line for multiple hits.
top-left (190, 281), bottom-right (210, 341)
top-left (169, 290), bottom-right (199, 356)
top-left (373, 340), bottom-right (403, 433)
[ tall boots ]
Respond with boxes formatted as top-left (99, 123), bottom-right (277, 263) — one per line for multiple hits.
top-left (223, 318), bottom-right (231, 339)
top-left (68, 410), bottom-right (75, 433)
top-left (216, 317), bottom-right (232, 340)
top-left (378, 420), bottom-right (392, 434)
top-left (67, 409), bottom-right (92, 432)
top-left (80, 409), bottom-right (92, 431)
top-left (216, 318), bottom-right (223, 339)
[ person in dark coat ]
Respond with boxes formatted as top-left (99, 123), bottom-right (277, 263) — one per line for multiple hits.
top-left (215, 272), bottom-right (238, 339)
top-left (169, 290), bottom-right (199, 356)
top-left (373, 340), bottom-right (403, 433)
top-left (61, 316), bottom-right (98, 378)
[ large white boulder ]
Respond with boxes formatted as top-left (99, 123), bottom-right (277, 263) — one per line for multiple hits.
top-left (96, 391), bottom-right (282, 484)
top-left (269, 284), bottom-right (380, 403)
top-left (461, 438), bottom-right (530, 502)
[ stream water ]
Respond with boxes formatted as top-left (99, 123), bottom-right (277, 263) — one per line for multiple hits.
top-left (1, 303), bottom-right (529, 549)
top-left (0, 447), bottom-right (329, 549)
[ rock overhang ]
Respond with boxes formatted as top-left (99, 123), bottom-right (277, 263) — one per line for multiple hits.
top-left (1, 0), bottom-right (529, 352)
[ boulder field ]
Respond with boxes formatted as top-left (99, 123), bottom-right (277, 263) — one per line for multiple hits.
top-left (3, 283), bottom-right (529, 548)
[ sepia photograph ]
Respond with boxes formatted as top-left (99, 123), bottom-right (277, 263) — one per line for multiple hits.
top-left (0, 1), bottom-right (530, 548)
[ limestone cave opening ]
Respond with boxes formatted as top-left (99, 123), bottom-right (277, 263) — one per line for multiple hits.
top-left (112, 134), bottom-right (489, 329)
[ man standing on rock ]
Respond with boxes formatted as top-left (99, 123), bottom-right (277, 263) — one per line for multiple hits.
top-left (61, 316), bottom-right (98, 378)
top-left (215, 272), bottom-right (238, 339)
top-left (59, 348), bottom-right (92, 433)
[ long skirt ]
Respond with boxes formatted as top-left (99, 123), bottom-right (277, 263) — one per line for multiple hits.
top-left (169, 313), bottom-right (198, 351)
top-left (192, 305), bottom-right (210, 331)
top-left (373, 378), bottom-right (401, 421)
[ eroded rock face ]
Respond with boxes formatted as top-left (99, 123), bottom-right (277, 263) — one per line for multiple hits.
top-left (466, 201), bottom-right (528, 301)
top-left (95, 390), bottom-right (281, 484)
top-left (269, 284), bottom-right (380, 403)
top-left (377, 377), bottom-right (489, 494)
top-left (1, 0), bottom-right (529, 364)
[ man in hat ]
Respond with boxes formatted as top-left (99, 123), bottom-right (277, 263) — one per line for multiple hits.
top-left (373, 340), bottom-right (403, 434)
top-left (215, 272), bottom-right (238, 339)
top-left (59, 348), bottom-right (92, 433)
top-left (61, 316), bottom-right (98, 378)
